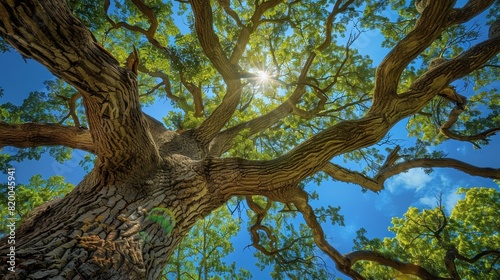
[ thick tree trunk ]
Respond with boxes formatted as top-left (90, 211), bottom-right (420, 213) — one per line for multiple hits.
top-left (1, 151), bottom-right (225, 280)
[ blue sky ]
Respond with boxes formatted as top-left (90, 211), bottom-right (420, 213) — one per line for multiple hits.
top-left (1, 3), bottom-right (499, 279)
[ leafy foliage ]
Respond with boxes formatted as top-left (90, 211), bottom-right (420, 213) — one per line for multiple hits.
top-left (0, 175), bottom-right (74, 235)
top-left (163, 201), bottom-right (251, 280)
top-left (353, 187), bottom-right (500, 279)
top-left (0, 37), bottom-right (8, 52)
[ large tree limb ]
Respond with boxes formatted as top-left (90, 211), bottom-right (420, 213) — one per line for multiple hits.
top-left (191, 82), bottom-right (242, 146)
top-left (322, 147), bottom-right (500, 193)
top-left (345, 250), bottom-right (452, 280)
top-left (188, 0), bottom-right (244, 146)
top-left (0, 114), bottom-right (167, 155)
top-left (189, 0), bottom-right (239, 82)
top-left (373, 0), bottom-right (456, 104)
top-left (0, 122), bottom-right (94, 153)
top-left (0, 0), bottom-right (161, 183)
top-left (209, 100), bottom-right (294, 155)
top-left (448, 0), bottom-right (496, 25)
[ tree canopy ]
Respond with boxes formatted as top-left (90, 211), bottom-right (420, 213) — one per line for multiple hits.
top-left (0, 0), bottom-right (499, 279)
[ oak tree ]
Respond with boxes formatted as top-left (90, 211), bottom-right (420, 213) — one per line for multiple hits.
top-left (0, 0), bottom-right (499, 279)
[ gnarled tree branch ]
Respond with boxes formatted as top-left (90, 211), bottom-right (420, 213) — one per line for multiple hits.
top-left (189, 0), bottom-right (243, 146)
top-left (345, 250), bottom-right (452, 280)
top-left (378, 157), bottom-right (500, 181)
top-left (448, 0), bottom-right (496, 25)
top-left (440, 107), bottom-right (500, 143)
top-left (283, 187), bottom-right (451, 280)
top-left (322, 145), bottom-right (500, 193)
top-left (0, 122), bottom-right (94, 153)
top-left (56, 91), bottom-right (82, 127)
top-left (287, 187), bottom-right (365, 279)
top-left (455, 249), bottom-right (500, 264)
top-left (0, 114), bottom-right (167, 155)
top-left (373, 0), bottom-right (456, 105)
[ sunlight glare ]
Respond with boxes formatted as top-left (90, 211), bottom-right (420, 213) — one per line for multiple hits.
top-left (257, 71), bottom-right (270, 83)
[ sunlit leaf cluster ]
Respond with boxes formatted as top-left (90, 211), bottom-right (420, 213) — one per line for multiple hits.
top-left (0, 175), bottom-right (74, 234)
top-left (163, 200), bottom-right (251, 280)
top-left (353, 187), bottom-right (500, 279)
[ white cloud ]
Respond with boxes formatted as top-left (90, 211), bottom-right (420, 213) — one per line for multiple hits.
top-left (387, 168), bottom-right (434, 193)
top-left (416, 185), bottom-right (465, 214)
top-left (438, 174), bottom-right (452, 188)
top-left (444, 191), bottom-right (464, 214)
top-left (418, 196), bottom-right (437, 208)
top-left (374, 191), bottom-right (397, 217)
top-left (456, 145), bottom-right (467, 156)
top-left (327, 224), bottom-right (358, 247)
top-left (341, 225), bottom-right (357, 238)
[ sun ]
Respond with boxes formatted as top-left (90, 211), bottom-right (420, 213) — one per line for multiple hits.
top-left (257, 70), bottom-right (270, 83)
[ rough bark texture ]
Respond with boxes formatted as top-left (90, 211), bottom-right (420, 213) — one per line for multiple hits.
top-left (0, 0), bottom-right (499, 279)
top-left (1, 155), bottom-right (225, 279)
